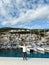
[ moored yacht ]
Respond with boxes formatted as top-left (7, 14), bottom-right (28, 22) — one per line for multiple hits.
top-left (36, 46), bottom-right (45, 53)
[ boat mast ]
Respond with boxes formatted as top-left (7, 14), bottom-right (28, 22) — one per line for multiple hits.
top-left (38, 29), bottom-right (40, 40)
top-left (44, 29), bottom-right (45, 38)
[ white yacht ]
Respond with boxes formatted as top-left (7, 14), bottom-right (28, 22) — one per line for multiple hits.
top-left (36, 46), bottom-right (45, 53)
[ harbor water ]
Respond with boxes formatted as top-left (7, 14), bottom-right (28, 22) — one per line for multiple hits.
top-left (0, 48), bottom-right (49, 58)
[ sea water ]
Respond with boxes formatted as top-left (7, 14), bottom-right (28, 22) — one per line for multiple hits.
top-left (0, 49), bottom-right (49, 58)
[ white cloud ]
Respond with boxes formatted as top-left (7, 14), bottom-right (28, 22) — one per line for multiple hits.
top-left (30, 25), bottom-right (43, 29)
top-left (1, 5), bottom-right (49, 26)
top-left (0, 0), bottom-right (49, 29)
top-left (2, 0), bottom-right (11, 4)
top-left (15, 24), bottom-right (43, 29)
top-left (1, 21), bottom-right (8, 25)
top-left (0, 0), bottom-right (3, 7)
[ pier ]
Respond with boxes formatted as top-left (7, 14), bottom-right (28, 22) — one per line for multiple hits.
top-left (0, 57), bottom-right (49, 65)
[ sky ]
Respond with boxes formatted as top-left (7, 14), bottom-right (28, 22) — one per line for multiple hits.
top-left (0, 0), bottom-right (49, 29)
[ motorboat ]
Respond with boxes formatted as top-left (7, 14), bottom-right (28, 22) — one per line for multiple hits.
top-left (36, 46), bottom-right (45, 53)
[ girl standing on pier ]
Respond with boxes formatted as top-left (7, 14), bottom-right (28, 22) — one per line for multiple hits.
top-left (23, 43), bottom-right (27, 60)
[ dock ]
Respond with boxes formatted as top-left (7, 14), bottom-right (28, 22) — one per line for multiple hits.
top-left (0, 57), bottom-right (49, 65)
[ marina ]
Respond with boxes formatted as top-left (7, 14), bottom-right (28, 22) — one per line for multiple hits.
top-left (0, 0), bottom-right (49, 65)
top-left (0, 28), bottom-right (49, 58)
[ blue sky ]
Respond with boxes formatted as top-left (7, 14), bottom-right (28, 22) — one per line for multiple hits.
top-left (0, 0), bottom-right (49, 29)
